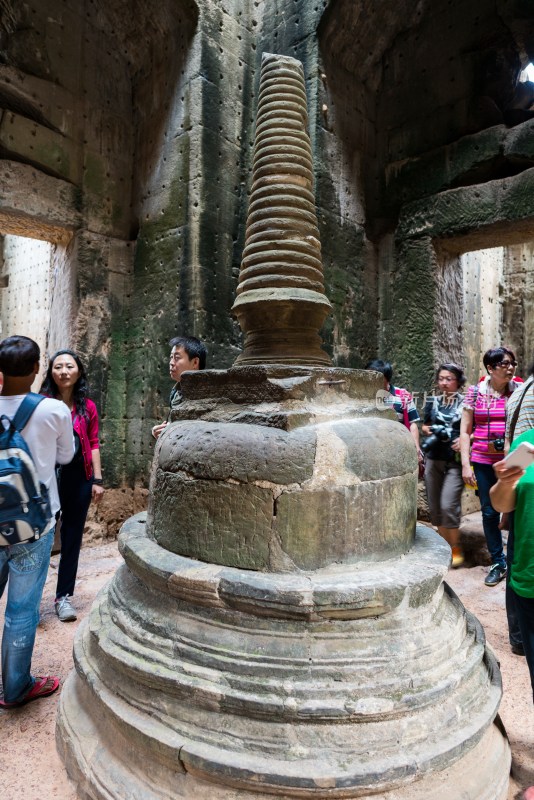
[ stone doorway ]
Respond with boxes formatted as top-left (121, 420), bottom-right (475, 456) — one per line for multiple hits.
top-left (0, 210), bottom-right (76, 383)
top-left (456, 238), bottom-right (534, 385)
top-left (0, 233), bottom-right (54, 383)
top-left (461, 241), bottom-right (534, 383)
top-left (384, 158), bottom-right (534, 393)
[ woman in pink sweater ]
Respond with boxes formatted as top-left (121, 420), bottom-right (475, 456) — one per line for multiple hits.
top-left (460, 347), bottom-right (521, 587)
top-left (41, 350), bottom-right (104, 621)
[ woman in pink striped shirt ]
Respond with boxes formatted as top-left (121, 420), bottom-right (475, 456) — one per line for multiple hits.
top-left (460, 347), bottom-right (521, 587)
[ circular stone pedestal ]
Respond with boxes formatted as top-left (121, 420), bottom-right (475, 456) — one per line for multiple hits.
top-left (57, 368), bottom-right (510, 798)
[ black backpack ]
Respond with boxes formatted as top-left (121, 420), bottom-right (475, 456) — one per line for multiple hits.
top-left (0, 393), bottom-right (52, 546)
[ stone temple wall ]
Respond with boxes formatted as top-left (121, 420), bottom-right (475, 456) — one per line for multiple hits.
top-left (0, 0), bottom-right (534, 526)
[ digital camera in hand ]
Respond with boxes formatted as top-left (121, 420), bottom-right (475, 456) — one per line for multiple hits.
top-left (421, 424), bottom-right (453, 453)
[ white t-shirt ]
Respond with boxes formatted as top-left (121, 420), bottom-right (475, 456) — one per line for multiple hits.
top-left (0, 394), bottom-right (75, 515)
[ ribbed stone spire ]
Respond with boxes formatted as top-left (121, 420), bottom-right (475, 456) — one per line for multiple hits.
top-left (232, 52), bottom-right (332, 366)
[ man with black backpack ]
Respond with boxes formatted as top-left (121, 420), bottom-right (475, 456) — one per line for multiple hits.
top-left (0, 336), bottom-right (74, 708)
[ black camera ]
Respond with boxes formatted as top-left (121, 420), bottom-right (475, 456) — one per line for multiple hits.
top-left (421, 424), bottom-right (452, 453)
top-left (488, 438), bottom-right (505, 453)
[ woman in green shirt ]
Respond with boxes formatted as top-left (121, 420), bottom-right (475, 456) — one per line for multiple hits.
top-left (491, 429), bottom-right (534, 706)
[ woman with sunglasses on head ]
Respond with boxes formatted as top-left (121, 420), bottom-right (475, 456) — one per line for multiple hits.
top-left (40, 350), bottom-right (104, 621)
top-left (460, 347), bottom-right (521, 586)
top-left (422, 363), bottom-right (466, 568)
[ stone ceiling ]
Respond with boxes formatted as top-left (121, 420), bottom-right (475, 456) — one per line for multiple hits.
top-left (319, 0), bottom-right (534, 92)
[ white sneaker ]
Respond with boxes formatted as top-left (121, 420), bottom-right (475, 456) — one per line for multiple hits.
top-left (55, 595), bottom-right (77, 622)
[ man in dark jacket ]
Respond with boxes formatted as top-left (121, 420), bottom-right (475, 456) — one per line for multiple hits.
top-left (151, 336), bottom-right (207, 440)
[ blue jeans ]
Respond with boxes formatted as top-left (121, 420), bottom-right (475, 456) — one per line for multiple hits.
top-left (0, 527), bottom-right (54, 703)
top-left (473, 462), bottom-right (505, 567)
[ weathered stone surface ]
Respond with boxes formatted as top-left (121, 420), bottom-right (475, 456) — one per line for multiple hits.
top-left (381, 237), bottom-right (437, 391)
top-left (57, 695), bottom-right (510, 800)
top-left (384, 118), bottom-right (534, 213)
top-left (503, 118), bottom-right (534, 161)
top-left (121, 514), bottom-right (447, 619)
top-left (149, 415), bottom-right (416, 570)
top-left (0, 64), bottom-right (77, 135)
top-left (384, 114), bottom-right (534, 213)
top-left (462, 245), bottom-right (513, 385)
top-left (58, 352), bottom-right (509, 798)
top-left (397, 168), bottom-right (534, 248)
top-left (174, 369), bottom-right (393, 445)
top-left (385, 163), bottom-right (534, 391)
top-left (0, 110), bottom-right (77, 182)
top-left (501, 240), bottom-right (534, 374)
top-left (57, 517), bottom-right (508, 799)
top-left (5, 3), bottom-right (518, 795)
top-left (149, 369), bottom-right (417, 570)
top-left (276, 474), bottom-right (416, 569)
top-left (0, 235), bottom-right (54, 388)
top-left (0, 159), bottom-right (79, 241)
top-left (150, 474), bottom-right (274, 569)
top-left (384, 126), bottom-right (507, 210)
top-left (232, 52), bottom-right (332, 366)
top-left (157, 420), bottom-right (316, 483)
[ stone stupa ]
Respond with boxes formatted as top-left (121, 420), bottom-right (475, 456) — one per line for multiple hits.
top-left (57, 52), bottom-right (510, 800)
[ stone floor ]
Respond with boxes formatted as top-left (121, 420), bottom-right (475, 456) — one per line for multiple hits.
top-left (0, 522), bottom-right (532, 800)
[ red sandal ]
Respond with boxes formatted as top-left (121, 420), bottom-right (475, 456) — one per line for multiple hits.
top-left (0, 675), bottom-right (60, 708)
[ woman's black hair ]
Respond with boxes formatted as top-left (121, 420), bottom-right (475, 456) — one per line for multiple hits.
top-left (437, 362), bottom-right (466, 388)
top-left (483, 347), bottom-right (516, 371)
top-left (40, 349), bottom-right (89, 419)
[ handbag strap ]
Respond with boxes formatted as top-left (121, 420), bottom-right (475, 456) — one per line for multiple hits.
top-left (471, 385), bottom-right (478, 431)
top-left (402, 399), bottom-right (410, 429)
top-left (508, 378), bottom-right (533, 443)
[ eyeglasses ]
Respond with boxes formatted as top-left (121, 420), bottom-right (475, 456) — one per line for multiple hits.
top-left (494, 360), bottom-right (517, 369)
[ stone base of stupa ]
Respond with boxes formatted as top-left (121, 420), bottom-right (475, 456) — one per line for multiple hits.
top-left (57, 509), bottom-right (510, 800)
top-left (58, 694), bottom-right (508, 800)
